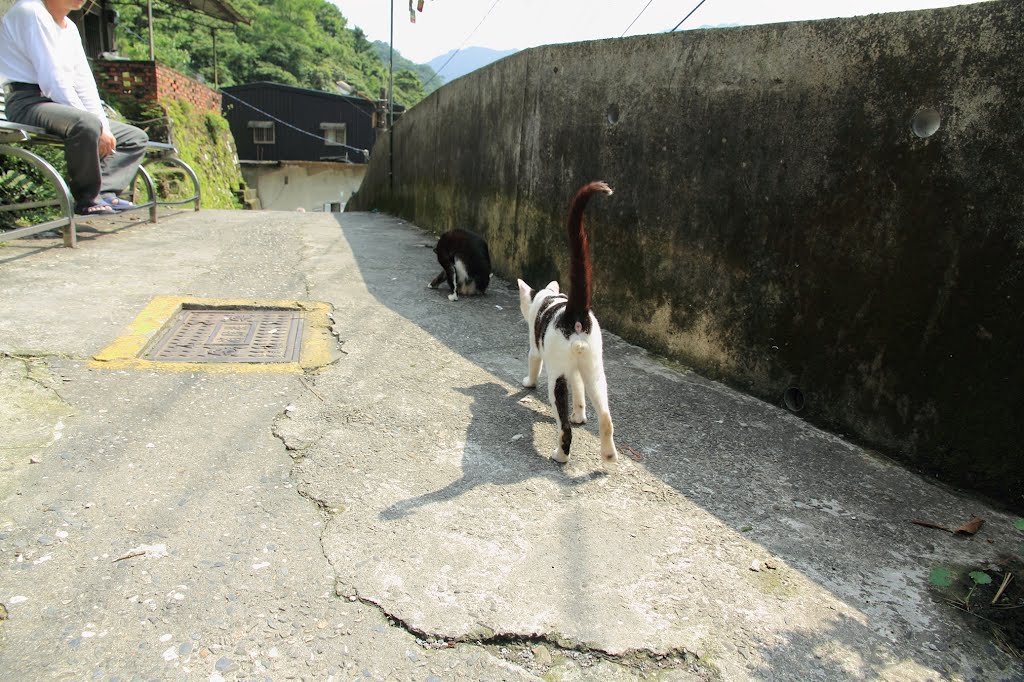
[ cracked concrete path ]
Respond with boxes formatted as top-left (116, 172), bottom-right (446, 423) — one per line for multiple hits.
top-left (0, 209), bottom-right (1021, 681)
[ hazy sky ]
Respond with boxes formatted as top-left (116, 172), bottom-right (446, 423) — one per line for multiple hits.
top-left (333, 0), bottom-right (989, 64)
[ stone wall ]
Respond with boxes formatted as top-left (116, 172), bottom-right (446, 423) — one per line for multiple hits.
top-left (349, 1), bottom-right (1024, 510)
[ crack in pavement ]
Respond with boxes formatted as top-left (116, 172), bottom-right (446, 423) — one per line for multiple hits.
top-left (334, 588), bottom-right (714, 679)
top-left (267, 352), bottom-right (717, 679)
top-left (265, 273), bottom-right (717, 679)
top-left (0, 354), bottom-right (75, 458)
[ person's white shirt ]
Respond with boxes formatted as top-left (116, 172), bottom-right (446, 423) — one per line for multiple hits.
top-left (0, 0), bottom-right (111, 133)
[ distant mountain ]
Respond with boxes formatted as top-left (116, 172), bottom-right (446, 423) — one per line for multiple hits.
top-left (371, 41), bottom-right (442, 96)
top-left (427, 46), bottom-right (519, 84)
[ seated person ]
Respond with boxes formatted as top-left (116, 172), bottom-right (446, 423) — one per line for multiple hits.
top-left (0, 0), bottom-right (148, 215)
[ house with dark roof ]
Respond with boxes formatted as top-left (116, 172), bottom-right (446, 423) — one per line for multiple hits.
top-left (220, 81), bottom-right (404, 211)
top-left (222, 81), bottom-right (403, 165)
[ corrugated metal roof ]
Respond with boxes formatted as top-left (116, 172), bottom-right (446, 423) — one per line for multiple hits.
top-left (223, 81), bottom-right (405, 111)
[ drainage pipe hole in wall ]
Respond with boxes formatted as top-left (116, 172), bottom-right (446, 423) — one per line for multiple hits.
top-left (912, 108), bottom-right (941, 138)
top-left (606, 103), bottom-right (620, 125)
top-left (783, 386), bottom-right (805, 413)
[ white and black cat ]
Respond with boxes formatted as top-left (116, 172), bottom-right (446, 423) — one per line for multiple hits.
top-left (517, 181), bottom-right (616, 464)
top-left (429, 228), bottom-right (492, 301)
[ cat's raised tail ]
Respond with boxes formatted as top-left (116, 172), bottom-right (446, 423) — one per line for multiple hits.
top-left (565, 181), bottom-right (613, 332)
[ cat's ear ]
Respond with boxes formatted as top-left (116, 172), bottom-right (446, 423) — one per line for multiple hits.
top-left (517, 279), bottom-right (535, 318)
top-left (547, 281), bottom-right (560, 294)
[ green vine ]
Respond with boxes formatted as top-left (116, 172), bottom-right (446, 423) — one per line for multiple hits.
top-left (0, 147), bottom-right (67, 231)
top-left (155, 98), bottom-right (243, 209)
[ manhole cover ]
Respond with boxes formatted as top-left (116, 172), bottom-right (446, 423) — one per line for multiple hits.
top-left (142, 307), bottom-right (304, 363)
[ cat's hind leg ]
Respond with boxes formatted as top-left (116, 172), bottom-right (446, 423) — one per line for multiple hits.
top-left (429, 271), bottom-right (447, 289)
top-left (581, 364), bottom-right (616, 463)
top-left (570, 370), bottom-right (586, 424)
top-left (549, 374), bottom-right (571, 462)
top-left (522, 349), bottom-right (542, 388)
top-left (445, 264), bottom-right (459, 301)
top-left (454, 258), bottom-right (477, 296)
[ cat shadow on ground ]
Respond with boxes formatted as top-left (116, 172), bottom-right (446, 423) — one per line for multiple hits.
top-left (379, 381), bottom-right (606, 520)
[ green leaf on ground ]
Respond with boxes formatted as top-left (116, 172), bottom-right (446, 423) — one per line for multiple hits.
top-left (929, 567), bottom-right (954, 587)
top-left (1014, 518), bottom-right (1024, 531)
top-left (969, 571), bottom-right (992, 585)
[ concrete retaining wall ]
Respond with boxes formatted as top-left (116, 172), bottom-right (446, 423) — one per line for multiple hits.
top-left (349, 1), bottom-right (1024, 510)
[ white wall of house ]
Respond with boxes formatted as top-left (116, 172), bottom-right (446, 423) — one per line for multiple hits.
top-left (241, 161), bottom-right (365, 212)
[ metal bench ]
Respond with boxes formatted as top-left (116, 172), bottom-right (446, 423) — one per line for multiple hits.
top-left (0, 90), bottom-right (201, 248)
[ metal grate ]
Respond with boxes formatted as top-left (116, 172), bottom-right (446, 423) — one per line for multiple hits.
top-left (142, 307), bottom-right (304, 363)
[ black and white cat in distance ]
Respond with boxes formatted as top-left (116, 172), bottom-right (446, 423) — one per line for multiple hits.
top-left (517, 181), bottom-right (616, 464)
top-left (428, 228), bottom-right (492, 301)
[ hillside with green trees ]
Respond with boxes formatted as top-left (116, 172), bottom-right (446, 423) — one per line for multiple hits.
top-left (111, 0), bottom-right (436, 108)
top-left (371, 41), bottom-right (441, 97)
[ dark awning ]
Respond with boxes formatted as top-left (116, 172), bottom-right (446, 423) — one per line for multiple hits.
top-left (163, 0), bottom-right (250, 25)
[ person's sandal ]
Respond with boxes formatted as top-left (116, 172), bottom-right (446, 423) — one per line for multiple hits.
top-left (75, 202), bottom-right (115, 216)
top-left (102, 196), bottom-right (137, 211)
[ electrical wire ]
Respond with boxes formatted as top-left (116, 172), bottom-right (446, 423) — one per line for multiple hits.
top-left (621, 0), bottom-right (656, 38)
top-left (219, 88), bottom-right (370, 155)
top-left (106, 0), bottom-right (421, 118)
top-left (419, 0), bottom-right (504, 89)
top-left (109, 0), bottom-right (392, 120)
top-left (670, 0), bottom-right (709, 32)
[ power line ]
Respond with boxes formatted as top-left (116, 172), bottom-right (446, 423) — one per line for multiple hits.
top-left (420, 0), bottom-right (504, 89)
top-left (110, 0), bottom-right (392, 120)
top-left (670, 0), bottom-right (709, 32)
top-left (219, 88), bottom-right (370, 156)
top-left (621, 0), bottom-right (656, 38)
top-left (107, 0), bottom-right (381, 121)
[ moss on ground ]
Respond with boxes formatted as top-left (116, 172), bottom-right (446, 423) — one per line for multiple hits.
top-left (0, 356), bottom-right (75, 502)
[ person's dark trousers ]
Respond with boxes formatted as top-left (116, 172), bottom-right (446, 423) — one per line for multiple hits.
top-left (5, 89), bottom-right (148, 208)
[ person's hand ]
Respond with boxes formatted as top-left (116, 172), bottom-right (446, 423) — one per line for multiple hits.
top-left (98, 131), bottom-right (116, 157)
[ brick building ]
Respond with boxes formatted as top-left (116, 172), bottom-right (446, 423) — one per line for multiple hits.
top-left (93, 60), bottom-right (222, 114)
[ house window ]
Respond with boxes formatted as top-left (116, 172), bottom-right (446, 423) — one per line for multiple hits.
top-left (248, 120), bottom-right (275, 144)
top-left (320, 122), bottom-right (347, 147)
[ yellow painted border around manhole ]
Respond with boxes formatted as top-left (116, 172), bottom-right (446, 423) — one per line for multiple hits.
top-left (89, 295), bottom-right (335, 373)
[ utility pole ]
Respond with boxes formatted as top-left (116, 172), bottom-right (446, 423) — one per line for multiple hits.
top-left (388, 0), bottom-right (394, 192)
top-left (388, 1), bottom-right (395, 131)
top-left (211, 28), bottom-right (219, 88)
top-left (376, 89), bottom-right (389, 130)
top-left (147, 0), bottom-right (155, 60)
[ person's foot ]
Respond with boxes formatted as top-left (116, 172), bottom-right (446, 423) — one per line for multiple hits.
top-left (101, 195), bottom-right (137, 211)
top-left (75, 202), bottom-right (115, 216)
